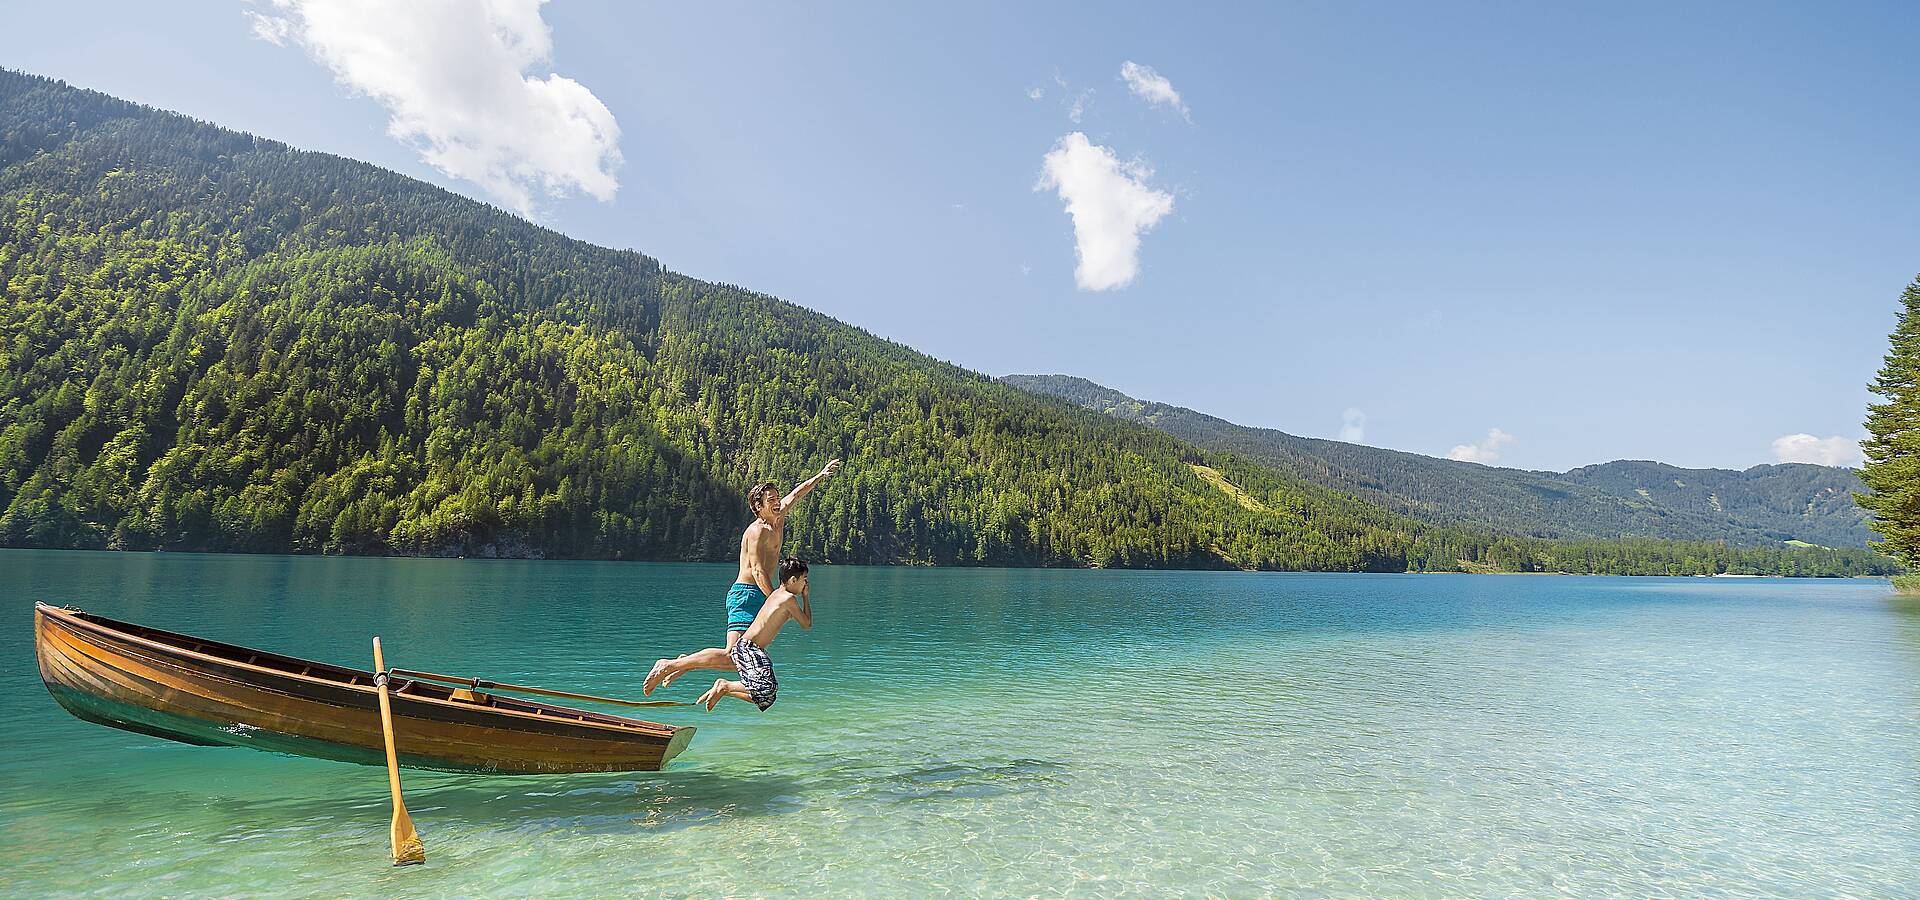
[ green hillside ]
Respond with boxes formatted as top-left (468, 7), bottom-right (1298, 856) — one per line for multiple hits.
top-left (0, 69), bottom-right (1454, 571)
top-left (1560, 460), bottom-right (1866, 546)
top-left (1003, 374), bottom-right (1872, 547)
top-left (0, 70), bottom-right (1893, 576)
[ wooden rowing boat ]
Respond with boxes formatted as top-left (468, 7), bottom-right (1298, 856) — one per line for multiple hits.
top-left (34, 603), bottom-right (694, 774)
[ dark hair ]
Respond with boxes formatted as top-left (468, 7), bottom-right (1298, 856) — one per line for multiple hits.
top-left (748, 482), bottom-right (781, 511)
top-left (779, 557), bottom-right (809, 582)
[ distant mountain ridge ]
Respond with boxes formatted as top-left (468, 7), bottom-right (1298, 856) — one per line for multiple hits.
top-left (1002, 374), bottom-right (1871, 548)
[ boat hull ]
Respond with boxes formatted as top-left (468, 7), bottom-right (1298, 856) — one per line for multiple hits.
top-left (35, 604), bottom-right (694, 774)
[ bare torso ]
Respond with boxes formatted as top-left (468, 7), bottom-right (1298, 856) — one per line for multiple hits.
top-left (741, 586), bottom-right (808, 648)
top-left (735, 520), bottom-right (781, 593)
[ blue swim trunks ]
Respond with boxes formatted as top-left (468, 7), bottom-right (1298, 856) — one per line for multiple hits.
top-left (725, 582), bottom-right (767, 633)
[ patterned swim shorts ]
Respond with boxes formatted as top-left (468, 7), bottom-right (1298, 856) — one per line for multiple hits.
top-left (729, 637), bottom-right (777, 711)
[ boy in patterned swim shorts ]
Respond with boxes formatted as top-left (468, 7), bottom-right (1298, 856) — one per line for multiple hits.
top-left (700, 557), bottom-right (813, 711)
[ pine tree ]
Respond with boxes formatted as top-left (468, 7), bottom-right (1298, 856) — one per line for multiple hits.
top-left (1858, 275), bottom-right (1920, 574)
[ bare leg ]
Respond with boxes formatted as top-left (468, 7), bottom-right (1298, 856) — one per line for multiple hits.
top-left (697, 678), bottom-right (755, 711)
top-left (658, 646), bottom-right (734, 690)
top-left (645, 633), bottom-right (742, 695)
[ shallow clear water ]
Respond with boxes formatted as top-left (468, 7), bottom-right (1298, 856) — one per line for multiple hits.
top-left (2, 549), bottom-right (1918, 896)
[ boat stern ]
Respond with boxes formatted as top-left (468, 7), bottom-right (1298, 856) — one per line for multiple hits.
top-left (660, 725), bottom-right (696, 768)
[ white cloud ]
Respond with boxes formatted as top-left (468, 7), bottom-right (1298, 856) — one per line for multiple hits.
top-left (1339, 408), bottom-right (1367, 443)
top-left (244, 9), bottom-right (293, 44)
top-left (1770, 433), bottom-right (1864, 467)
top-left (1035, 133), bottom-right (1175, 291)
top-left (1067, 90), bottom-right (1090, 124)
top-left (1027, 87), bottom-right (1045, 101)
top-left (1448, 428), bottom-right (1515, 464)
top-left (246, 0), bottom-right (621, 215)
top-left (1120, 60), bottom-right (1190, 121)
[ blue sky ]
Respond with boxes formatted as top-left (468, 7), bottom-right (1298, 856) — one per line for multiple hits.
top-left (6, 1), bottom-right (1916, 471)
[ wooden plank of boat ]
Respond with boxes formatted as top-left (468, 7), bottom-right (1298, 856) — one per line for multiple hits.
top-left (34, 603), bottom-right (695, 774)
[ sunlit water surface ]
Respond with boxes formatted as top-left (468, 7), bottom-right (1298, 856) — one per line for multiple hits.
top-left (2, 550), bottom-right (1917, 896)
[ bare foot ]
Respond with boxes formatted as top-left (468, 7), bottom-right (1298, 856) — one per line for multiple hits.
top-left (643, 658), bottom-right (671, 696)
top-left (699, 678), bottom-right (727, 711)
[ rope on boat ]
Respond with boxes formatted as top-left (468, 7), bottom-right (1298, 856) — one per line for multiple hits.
top-left (386, 667), bottom-right (693, 708)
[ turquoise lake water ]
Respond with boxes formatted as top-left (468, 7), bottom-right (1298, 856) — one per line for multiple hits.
top-left (2, 549), bottom-right (1918, 896)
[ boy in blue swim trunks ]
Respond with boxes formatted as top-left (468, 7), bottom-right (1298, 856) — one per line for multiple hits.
top-left (644, 459), bottom-right (838, 695)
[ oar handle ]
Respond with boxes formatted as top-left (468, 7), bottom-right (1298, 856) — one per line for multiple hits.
top-left (388, 667), bottom-right (693, 708)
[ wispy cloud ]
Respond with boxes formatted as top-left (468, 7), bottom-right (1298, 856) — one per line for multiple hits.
top-left (246, 0), bottom-right (621, 216)
top-left (1047, 72), bottom-right (1093, 124)
top-left (1067, 90), bottom-right (1090, 124)
top-left (1339, 408), bottom-right (1367, 443)
top-left (1448, 428), bottom-right (1515, 464)
top-left (1036, 132), bottom-right (1175, 291)
top-left (245, 9), bottom-right (293, 44)
top-left (1770, 433), bottom-right (1864, 467)
top-left (1027, 86), bottom-right (1045, 101)
top-left (1119, 61), bottom-right (1190, 121)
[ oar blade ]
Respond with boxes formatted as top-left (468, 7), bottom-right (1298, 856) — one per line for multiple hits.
top-left (391, 808), bottom-right (425, 866)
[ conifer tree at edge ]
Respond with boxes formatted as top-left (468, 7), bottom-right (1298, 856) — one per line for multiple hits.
top-left (1858, 275), bottom-right (1920, 575)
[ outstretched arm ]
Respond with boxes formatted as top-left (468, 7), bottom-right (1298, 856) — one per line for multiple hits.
top-left (781, 458), bottom-right (841, 511)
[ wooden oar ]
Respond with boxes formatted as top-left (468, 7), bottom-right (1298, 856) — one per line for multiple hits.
top-left (389, 667), bottom-right (693, 708)
top-left (372, 638), bottom-right (425, 867)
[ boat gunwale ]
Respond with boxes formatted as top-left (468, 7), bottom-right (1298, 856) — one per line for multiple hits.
top-left (35, 603), bottom-right (682, 741)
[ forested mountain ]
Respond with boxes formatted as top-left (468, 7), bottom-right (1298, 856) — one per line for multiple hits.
top-left (1559, 460), bottom-right (1866, 546)
top-left (1003, 374), bottom-right (1872, 548)
top-left (0, 70), bottom-right (1892, 576)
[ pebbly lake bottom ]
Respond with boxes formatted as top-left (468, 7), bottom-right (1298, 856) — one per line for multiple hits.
top-left (2, 549), bottom-right (1918, 896)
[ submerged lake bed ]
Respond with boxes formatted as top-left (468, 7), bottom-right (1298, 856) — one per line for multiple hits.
top-left (3, 550), bottom-right (1918, 896)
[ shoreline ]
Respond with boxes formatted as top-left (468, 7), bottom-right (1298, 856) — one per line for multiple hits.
top-left (1409, 570), bottom-right (1890, 579)
top-left (0, 545), bottom-right (1896, 580)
